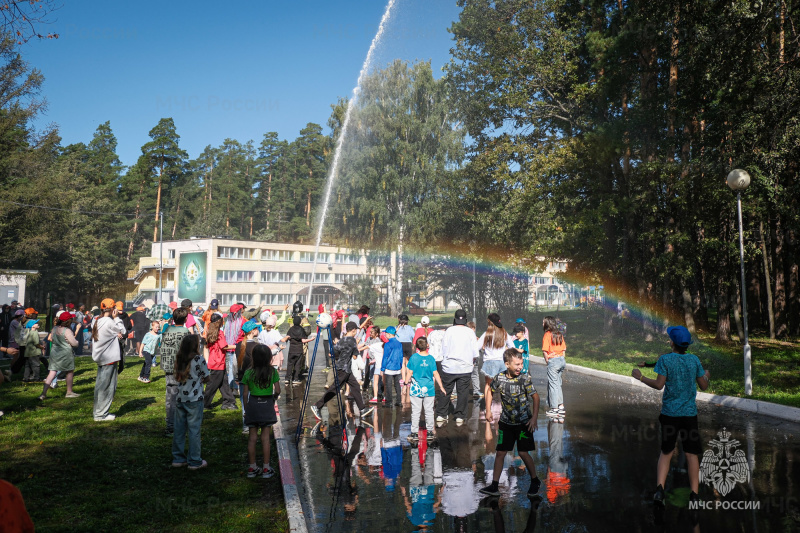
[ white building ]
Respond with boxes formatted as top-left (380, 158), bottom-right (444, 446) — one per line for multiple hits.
top-left (0, 270), bottom-right (38, 306)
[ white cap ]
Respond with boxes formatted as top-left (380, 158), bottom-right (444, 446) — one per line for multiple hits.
top-left (421, 316), bottom-right (430, 325)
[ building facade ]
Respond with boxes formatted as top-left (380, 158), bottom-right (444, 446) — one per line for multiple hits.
top-left (127, 238), bottom-right (389, 311)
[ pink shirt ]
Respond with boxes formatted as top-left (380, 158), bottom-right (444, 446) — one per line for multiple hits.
top-left (208, 331), bottom-right (229, 370)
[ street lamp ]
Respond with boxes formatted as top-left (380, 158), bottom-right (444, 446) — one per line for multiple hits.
top-left (727, 169), bottom-right (752, 396)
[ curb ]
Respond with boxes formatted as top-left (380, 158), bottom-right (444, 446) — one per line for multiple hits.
top-left (530, 356), bottom-right (800, 423)
top-left (273, 404), bottom-right (309, 533)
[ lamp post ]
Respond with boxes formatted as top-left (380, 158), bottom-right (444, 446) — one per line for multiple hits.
top-left (158, 211), bottom-right (163, 305)
top-left (727, 169), bottom-right (752, 396)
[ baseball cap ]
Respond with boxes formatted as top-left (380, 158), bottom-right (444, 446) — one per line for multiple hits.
top-left (385, 326), bottom-right (397, 335)
top-left (264, 315), bottom-right (277, 327)
top-left (168, 301), bottom-right (178, 310)
top-left (115, 301), bottom-right (124, 311)
top-left (25, 320), bottom-right (39, 328)
top-left (453, 309), bottom-right (468, 325)
top-left (421, 316), bottom-right (430, 325)
top-left (59, 312), bottom-right (74, 322)
top-left (181, 299), bottom-right (192, 308)
top-left (24, 307), bottom-right (37, 316)
top-left (229, 303), bottom-right (244, 314)
top-left (242, 319), bottom-right (262, 333)
top-left (516, 318), bottom-right (526, 324)
top-left (99, 299), bottom-right (114, 310)
top-left (210, 298), bottom-right (219, 309)
top-left (667, 326), bottom-right (693, 348)
top-left (55, 310), bottom-right (66, 320)
top-left (66, 303), bottom-right (75, 309)
top-left (14, 309), bottom-right (24, 317)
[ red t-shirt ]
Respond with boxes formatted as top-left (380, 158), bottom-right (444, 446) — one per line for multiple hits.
top-left (0, 480), bottom-right (34, 533)
top-left (208, 331), bottom-right (229, 370)
top-left (413, 327), bottom-right (433, 347)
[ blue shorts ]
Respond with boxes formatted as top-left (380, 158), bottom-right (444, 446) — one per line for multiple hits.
top-left (482, 359), bottom-right (506, 379)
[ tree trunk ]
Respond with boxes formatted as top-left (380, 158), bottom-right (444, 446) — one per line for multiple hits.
top-left (394, 216), bottom-right (406, 315)
top-left (786, 227), bottom-right (799, 337)
top-left (127, 177), bottom-right (146, 260)
top-left (682, 286), bottom-right (696, 334)
top-left (759, 220), bottom-right (776, 338)
top-left (772, 215), bottom-right (788, 338)
top-left (715, 278), bottom-right (732, 342)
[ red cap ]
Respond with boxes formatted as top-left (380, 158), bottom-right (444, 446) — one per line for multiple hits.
top-left (66, 303), bottom-right (75, 309)
top-left (230, 304), bottom-right (244, 314)
top-left (59, 312), bottom-right (74, 322)
top-left (168, 301), bottom-right (178, 310)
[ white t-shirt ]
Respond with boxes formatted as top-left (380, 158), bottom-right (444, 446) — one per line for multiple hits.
top-left (427, 330), bottom-right (445, 362)
top-left (258, 329), bottom-right (283, 351)
top-left (351, 353), bottom-right (366, 382)
top-left (477, 332), bottom-right (515, 361)
top-left (367, 337), bottom-right (383, 371)
top-left (441, 325), bottom-right (479, 374)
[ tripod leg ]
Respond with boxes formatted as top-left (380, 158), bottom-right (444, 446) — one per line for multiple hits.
top-left (295, 328), bottom-right (322, 442)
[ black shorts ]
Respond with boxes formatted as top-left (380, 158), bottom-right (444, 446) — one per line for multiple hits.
top-left (401, 342), bottom-right (413, 360)
top-left (497, 421), bottom-right (535, 452)
top-left (659, 414), bottom-right (702, 456)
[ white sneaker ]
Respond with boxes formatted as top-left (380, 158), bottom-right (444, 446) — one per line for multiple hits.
top-left (94, 414), bottom-right (116, 421)
top-left (310, 405), bottom-right (322, 420)
top-left (455, 418), bottom-right (464, 426)
top-left (436, 416), bottom-right (446, 423)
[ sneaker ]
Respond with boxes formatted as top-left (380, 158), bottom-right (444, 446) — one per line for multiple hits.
top-left (653, 484), bottom-right (665, 506)
top-left (65, 392), bottom-right (81, 398)
top-left (369, 397), bottom-right (378, 404)
top-left (242, 427), bottom-right (251, 435)
top-left (293, 380), bottom-right (302, 385)
top-left (310, 405), bottom-right (322, 420)
top-left (408, 432), bottom-right (419, 442)
top-left (285, 380), bottom-right (291, 385)
top-left (50, 381), bottom-right (57, 389)
top-left (94, 414), bottom-right (116, 421)
top-left (262, 465), bottom-right (276, 479)
top-left (360, 406), bottom-right (374, 417)
top-left (247, 465), bottom-right (262, 478)
top-left (546, 408), bottom-right (561, 418)
top-left (427, 432), bottom-right (436, 441)
top-left (188, 460), bottom-right (208, 470)
top-left (171, 461), bottom-right (188, 468)
top-left (436, 416), bottom-right (447, 423)
top-left (381, 398), bottom-right (387, 403)
top-left (455, 418), bottom-right (464, 426)
top-left (220, 404), bottom-right (238, 411)
top-left (479, 483), bottom-right (501, 496)
top-left (528, 477), bottom-right (542, 496)
top-left (552, 416), bottom-right (564, 424)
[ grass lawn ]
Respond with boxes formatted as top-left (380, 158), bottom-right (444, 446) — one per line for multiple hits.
top-left (375, 309), bottom-right (800, 408)
top-left (0, 356), bottom-right (288, 533)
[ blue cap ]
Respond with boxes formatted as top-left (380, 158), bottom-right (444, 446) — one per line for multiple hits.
top-left (162, 312), bottom-right (172, 320)
top-left (667, 326), bottom-right (693, 348)
top-left (385, 326), bottom-right (397, 335)
top-left (25, 320), bottom-right (39, 328)
top-left (242, 319), bottom-right (262, 333)
top-left (516, 318), bottom-right (526, 323)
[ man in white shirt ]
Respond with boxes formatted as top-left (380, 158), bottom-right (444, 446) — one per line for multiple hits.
top-left (435, 310), bottom-right (479, 426)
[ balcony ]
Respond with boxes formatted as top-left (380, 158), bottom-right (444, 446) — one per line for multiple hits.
top-left (127, 259), bottom-right (176, 284)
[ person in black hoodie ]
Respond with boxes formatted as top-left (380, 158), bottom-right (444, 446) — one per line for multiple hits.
top-left (285, 316), bottom-right (312, 385)
top-left (310, 322), bottom-right (374, 421)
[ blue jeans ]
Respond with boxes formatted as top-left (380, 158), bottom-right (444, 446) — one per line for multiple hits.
top-left (546, 356), bottom-right (566, 408)
top-left (172, 400), bottom-right (204, 466)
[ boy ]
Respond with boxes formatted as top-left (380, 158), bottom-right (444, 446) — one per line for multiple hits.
top-left (480, 348), bottom-right (541, 497)
top-left (512, 324), bottom-right (530, 374)
top-left (406, 337), bottom-right (445, 442)
top-left (632, 326), bottom-right (710, 505)
top-left (310, 322), bottom-right (374, 420)
top-left (160, 307), bottom-right (190, 435)
top-left (380, 326), bottom-right (404, 407)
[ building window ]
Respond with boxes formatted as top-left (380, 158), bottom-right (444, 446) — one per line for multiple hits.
top-left (262, 271), bottom-right (293, 283)
top-left (299, 251), bottom-right (329, 263)
top-left (299, 273), bottom-right (329, 283)
top-left (371, 275), bottom-right (388, 285)
top-left (167, 273), bottom-right (175, 282)
top-left (262, 294), bottom-right (294, 306)
top-left (335, 273), bottom-right (361, 284)
top-left (217, 247), bottom-right (254, 259)
top-left (168, 249), bottom-right (175, 259)
top-left (216, 270), bottom-right (256, 282)
top-left (334, 253), bottom-right (360, 265)
top-left (218, 294), bottom-right (255, 306)
top-left (534, 276), bottom-right (550, 285)
top-left (262, 249), bottom-right (294, 261)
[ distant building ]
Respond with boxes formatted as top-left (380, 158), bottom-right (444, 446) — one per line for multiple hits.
top-left (0, 270), bottom-right (38, 306)
top-left (126, 237), bottom-right (389, 311)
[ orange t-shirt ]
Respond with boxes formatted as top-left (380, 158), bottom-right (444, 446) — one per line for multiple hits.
top-left (0, 479), bottom-right (35, 532)
top-left (542, 332), bottom-right (566, 355)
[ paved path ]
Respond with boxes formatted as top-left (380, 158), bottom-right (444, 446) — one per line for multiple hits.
top-left (277, 357), bottom-right (800, 532)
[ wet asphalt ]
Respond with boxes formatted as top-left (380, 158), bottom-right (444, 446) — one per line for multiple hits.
top-left (276, 352), bottom-right (800, 533)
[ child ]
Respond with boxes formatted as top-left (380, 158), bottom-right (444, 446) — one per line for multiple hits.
top-left (363, 326), bottom-right (383, 403)
top-left (284, 316), bottom-right (313, 385)
top-left (542, 316), bottom-right (566, 421)
top-left (406, 337), bottom-right (445, 442)
top-left (22, 319), bottom-right (43, 382)
top-left (631, 326), bottom-right (710, 505)
top-left (235, 320), bottom-right (261, 434)
top-left (137, 320), bottom-right (161, 383)
top-left (91, 300), bottom-right (126, 422)
top-left (204, 314), bottom-right (237, 410)
top-left (40, 312), bottom-right (79, 400)
top-left (512, 324), bottom-right (530, 374)
top-left (380, 326), bottom-right (403, 407)
top-left (258, 315), bottom-right (286, 373)
top-left (480, 348), bottom-right (541, 497)
top-left (172, 334), bottom-right (210, 470)
top-left (243, 344), bottom-right (281, 478)
top-left (160, 307), bottom-right (190, 435)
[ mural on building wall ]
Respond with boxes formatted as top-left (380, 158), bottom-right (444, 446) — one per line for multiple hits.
top-left (178, 252), bottom-right (207, 304)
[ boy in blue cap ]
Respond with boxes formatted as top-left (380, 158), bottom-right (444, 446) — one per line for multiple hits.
top-left (632, 326), bottom-right (710, 505)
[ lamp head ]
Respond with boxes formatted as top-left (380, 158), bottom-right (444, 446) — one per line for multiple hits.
top-left (727, 169), bottom-right (751, 191)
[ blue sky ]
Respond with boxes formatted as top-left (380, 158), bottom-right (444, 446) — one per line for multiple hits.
top-left (25, 0), bottom-right (462, 167)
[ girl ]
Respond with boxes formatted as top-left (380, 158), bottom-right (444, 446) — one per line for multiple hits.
top-left (512, 324), bottom-right (530, 374)
top-left (91, 299), bottom-right (125, 421)
top-left (137, 320), bottom-right (161, 383)
top-left (236, 320), bottom-right (261, 434)
top-left (363, 326), bottom-right (384, 403)
top-left (258, 315), bottom-right (285, 372)
top-left (478, 313), bottom-right (515, 399)
top-left (204, 314), bottom-right (237, 410)
top-left (542, 316), bottom-right (566, 421)
top-left (39, 312), bottom-right (80, 400)
top-left (395, 314), bottom-right (415, 386)
top-left (406, 337), bottom-right (445, 442)
top-left (243, 344), bottom-right (281, 479)
top-left (172, 334), bottom-right (210, 469)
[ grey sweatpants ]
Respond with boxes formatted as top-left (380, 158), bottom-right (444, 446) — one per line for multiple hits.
top-left (93, 363), bottom-right (118, 419)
